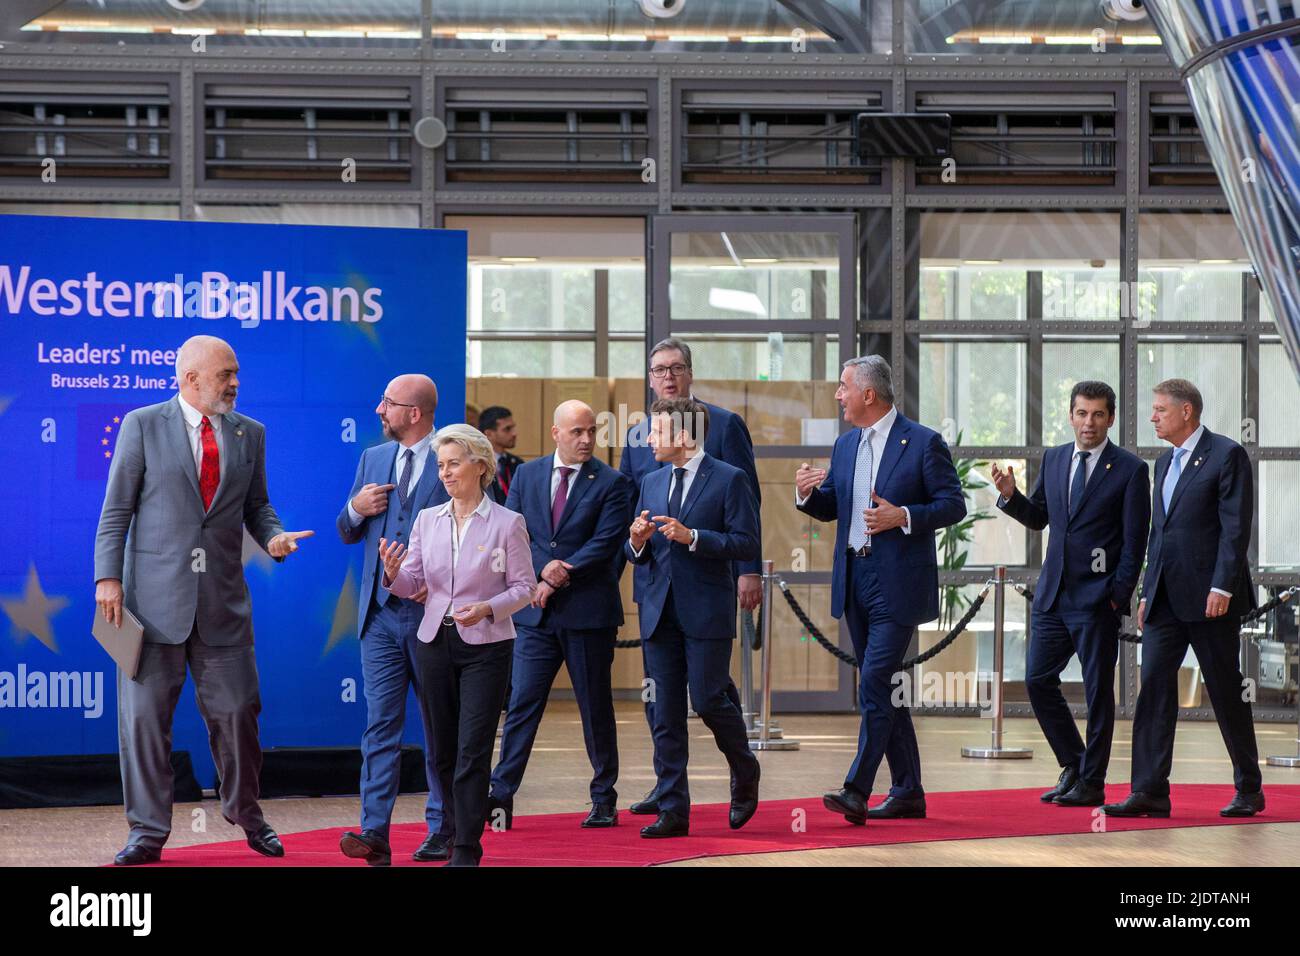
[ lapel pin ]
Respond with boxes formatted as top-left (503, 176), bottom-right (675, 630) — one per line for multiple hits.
top-left (588, 473), bottom-right (595, 479)
top-left (1105, 463), bottom-right (1112, 470)
top-left (900, 438), bottom-right (908, 446)
top-left (235, 429), bottom-right (244, 437)
top-left (1193, 459), bottom-right (1202, 467)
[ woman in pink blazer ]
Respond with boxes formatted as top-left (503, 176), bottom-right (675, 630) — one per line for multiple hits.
top-left (380, 423), bottom-right (535, 867)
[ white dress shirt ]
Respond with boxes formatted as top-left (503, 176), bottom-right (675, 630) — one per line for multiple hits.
top-left (550, 451), bottom-right (582, 506)
top-left (1163, 424), bottom-right (1229, 598)
top-left (630, 447), bottom-right (705, 557)
top-left (794, 405), bottom-right (912, 534)
top-left (176, 393), bottom-right (226, 483)
top-left (1066, 436), bottom-right (1108, 509)
top-left (436, 493), bottom-right (493, 569)
top-left (347, 432), bottom-right (434, 527)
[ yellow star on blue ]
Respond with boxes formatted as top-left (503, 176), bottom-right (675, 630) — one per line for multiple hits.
top-left (322, 567), bottom-right (359, 657)
top-left (1, 564), bottom-right (68, 653)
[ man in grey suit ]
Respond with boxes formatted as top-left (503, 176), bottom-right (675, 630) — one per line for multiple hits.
top-left (94, 334), bottom-right (313, 866)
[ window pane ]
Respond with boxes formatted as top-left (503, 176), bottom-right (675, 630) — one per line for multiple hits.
top-left (608, 340), bottom-right (645, 379)
top-left (919, 340), bottom-right (1026, 445)
top-left (1260, 461), bottom-right (1300, 570)
top-left (1138, 211), bottom-right (1250, 322)
top-left (1259, 343), bottom-right (1300, 446)
top-left (1041, 340), bottom-right (1121, 446)
top-left (608, 265), bottom-right (646, 332)
top-left (961, 458), bottom-right (1028, 567)
top-left (680, 334), bottom-right (841, 448)
top-left (471, 265), bottom-right (594, 332)
top-left (669, 231), bottom-right (840, 320)
top-left (920, 210), bottom-right (1120, 321)
top-left (470, 340), bottom-right (594, 377)
top-left (1136, 342), bottom-right (1241, 445)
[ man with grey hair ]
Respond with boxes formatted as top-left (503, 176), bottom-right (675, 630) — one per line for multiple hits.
top-left (795, 354), bottom-right (965, 824)
top-left (618, 335), bottom-right (762, 817)
top-left (94, 334), bottom-right (313, 865)
top-left (1103, 378), bottom-right (1263, 820)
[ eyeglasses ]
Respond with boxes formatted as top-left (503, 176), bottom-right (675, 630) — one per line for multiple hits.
top-left (649, 363), bottom-right (690, 379)
top-left (380, 395), bottom-right (416, 410)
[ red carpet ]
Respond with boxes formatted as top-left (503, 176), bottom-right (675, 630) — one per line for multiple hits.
top-left (143, 784), bottom-right (1300, 867)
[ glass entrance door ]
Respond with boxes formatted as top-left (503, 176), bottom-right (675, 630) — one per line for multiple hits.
top-left (649, 213), bottom-right (858, 711)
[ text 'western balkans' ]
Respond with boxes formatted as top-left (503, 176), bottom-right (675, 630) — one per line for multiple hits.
top-left (0, 266), bottom-right (384, 328)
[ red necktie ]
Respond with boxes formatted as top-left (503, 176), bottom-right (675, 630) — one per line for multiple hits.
top-left (199, 416), bottom-right (220, 511)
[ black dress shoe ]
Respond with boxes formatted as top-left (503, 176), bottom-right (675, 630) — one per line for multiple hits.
top-left (1100, 791), bottom-right (1171, 818)
top-left (1054, 781), bottom-right (1106, 807)
top-left (485, 794), bottom-right (513, 831)
top-left (1220, 790), bottom-right (1265, 817)
top-left (866, 795), bottom-right (926, 819)
top-left (823, 787), bottom-right (868, 825)
top-left (413, 833), bottom-right (451, 862)
top-left (113, 844), bottom-right (161, 866)
top-left (447, 848), bottom-right (482, 867)
top-left (629, 786), bottom-right (662, 816)
top-left (1041, 766), bottom-right (1080, 803)
top-left (246, 824), bottom-right (285, 858)
top-left (581, 804), bottom-right (619, 828)
top-left (729, 760), bottom-right (761, 830)
top-left (639, 810), bottom-right (689, 838)
top-left (339, 828), bottom-right (392, 867)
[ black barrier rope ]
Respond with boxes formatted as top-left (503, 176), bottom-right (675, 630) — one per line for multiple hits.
top-left (1013, 583), bottom-right (1299, 644)
top-left (777, 579), bottom-right (992, 670)
top-left (616, 607), bottom-right (762, 651)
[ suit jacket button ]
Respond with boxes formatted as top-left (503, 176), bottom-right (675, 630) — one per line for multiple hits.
top-left (550, 541), bottom-right (557, 548)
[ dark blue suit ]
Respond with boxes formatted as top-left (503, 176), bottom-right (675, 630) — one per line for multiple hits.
top-left (490, 455), bottom-right (634, 808)
top-left (1132, 428), bottom-right (1261, 797)
top-left (798, 412), bottom-right (965, 799)
top-left (624, 453), bottom-right (761, 819)
top-left (338, 440), bottom-right (450, 839)
top-left (620, 399), bottom-right (760, 789)
top-left (998, 440), bottom-right (1149, 786)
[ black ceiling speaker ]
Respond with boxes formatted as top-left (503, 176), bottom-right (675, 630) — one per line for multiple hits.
top-left (855, 112), bottom-right (952, 161)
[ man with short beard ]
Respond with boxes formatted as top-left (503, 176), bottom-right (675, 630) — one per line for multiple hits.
top-left (336, 374), bottom-right (454, 866)
top-left (94, 334), bottom-right (313, 865)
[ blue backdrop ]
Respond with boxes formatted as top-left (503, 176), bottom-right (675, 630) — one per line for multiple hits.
top-left (0, 214), bottom-right (467, 786)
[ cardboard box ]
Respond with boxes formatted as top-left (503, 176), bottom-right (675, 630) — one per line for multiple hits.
top-left (541, 378), bottom-right (611, 457)
top-left (746, 380), bottom-right (815, 446)
top-left (472, 377), bottom-right (544, 459)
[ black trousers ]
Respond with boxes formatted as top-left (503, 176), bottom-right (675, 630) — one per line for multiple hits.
top-left (414, 623), bottom-right (513, 865)
top-left (1131, 589), bottom-right (1262, 797)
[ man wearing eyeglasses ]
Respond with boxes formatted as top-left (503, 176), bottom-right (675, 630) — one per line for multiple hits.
top-left (618, 336), bottom-right (762, 818)
top-left (335, 375), bottom-right (453, 866)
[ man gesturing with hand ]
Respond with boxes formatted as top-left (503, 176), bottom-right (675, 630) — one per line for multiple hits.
top-left (94, 334), bottom-right (309, 866)
top-left (335, 374), bottom-right (452, 866)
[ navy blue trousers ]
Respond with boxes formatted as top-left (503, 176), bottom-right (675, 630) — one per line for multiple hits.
top-left (1131, 589), bottom-right (1261, 797)
top-left (642, 593), bottom-right (757, 818)
top-left (491, 619), bottom-right (620, 806)
top-left (842, 552), bottom-right (923, 799)
top-left (358, 597), bottom-right (449, 838)
top-left (1025, 603), bottom-right (1119, 787)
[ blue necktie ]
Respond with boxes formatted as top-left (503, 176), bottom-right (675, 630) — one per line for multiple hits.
top-left (1162, 447), bottom-right (1186, 514)
top-left (1068, 450), bottom-right (1090, 519)
top-left (849, 427), bottom-right (875, 550)
top-left (668, 467), bottom-right (686, 519)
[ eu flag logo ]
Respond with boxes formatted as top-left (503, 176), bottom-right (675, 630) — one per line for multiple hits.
top-left (77, 404), bottom-right (136, 481)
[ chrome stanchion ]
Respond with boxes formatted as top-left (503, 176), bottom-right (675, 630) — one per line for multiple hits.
top-left (753, 560), bottom-right (799, 751)
top-left (1266, 693), bottom-right (1300, 767)
top-left (962, 565), bottom-right (1032, 759)
top-left (740, 608), bottom-right (758, 736)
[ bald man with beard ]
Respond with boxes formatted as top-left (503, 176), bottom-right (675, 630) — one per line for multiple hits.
top-left (94, 334), bottom-right (313, 866)
top-left (336, 374), bottom-right (454, 866)
top-left (487, 400), bottom-right (635, 828)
